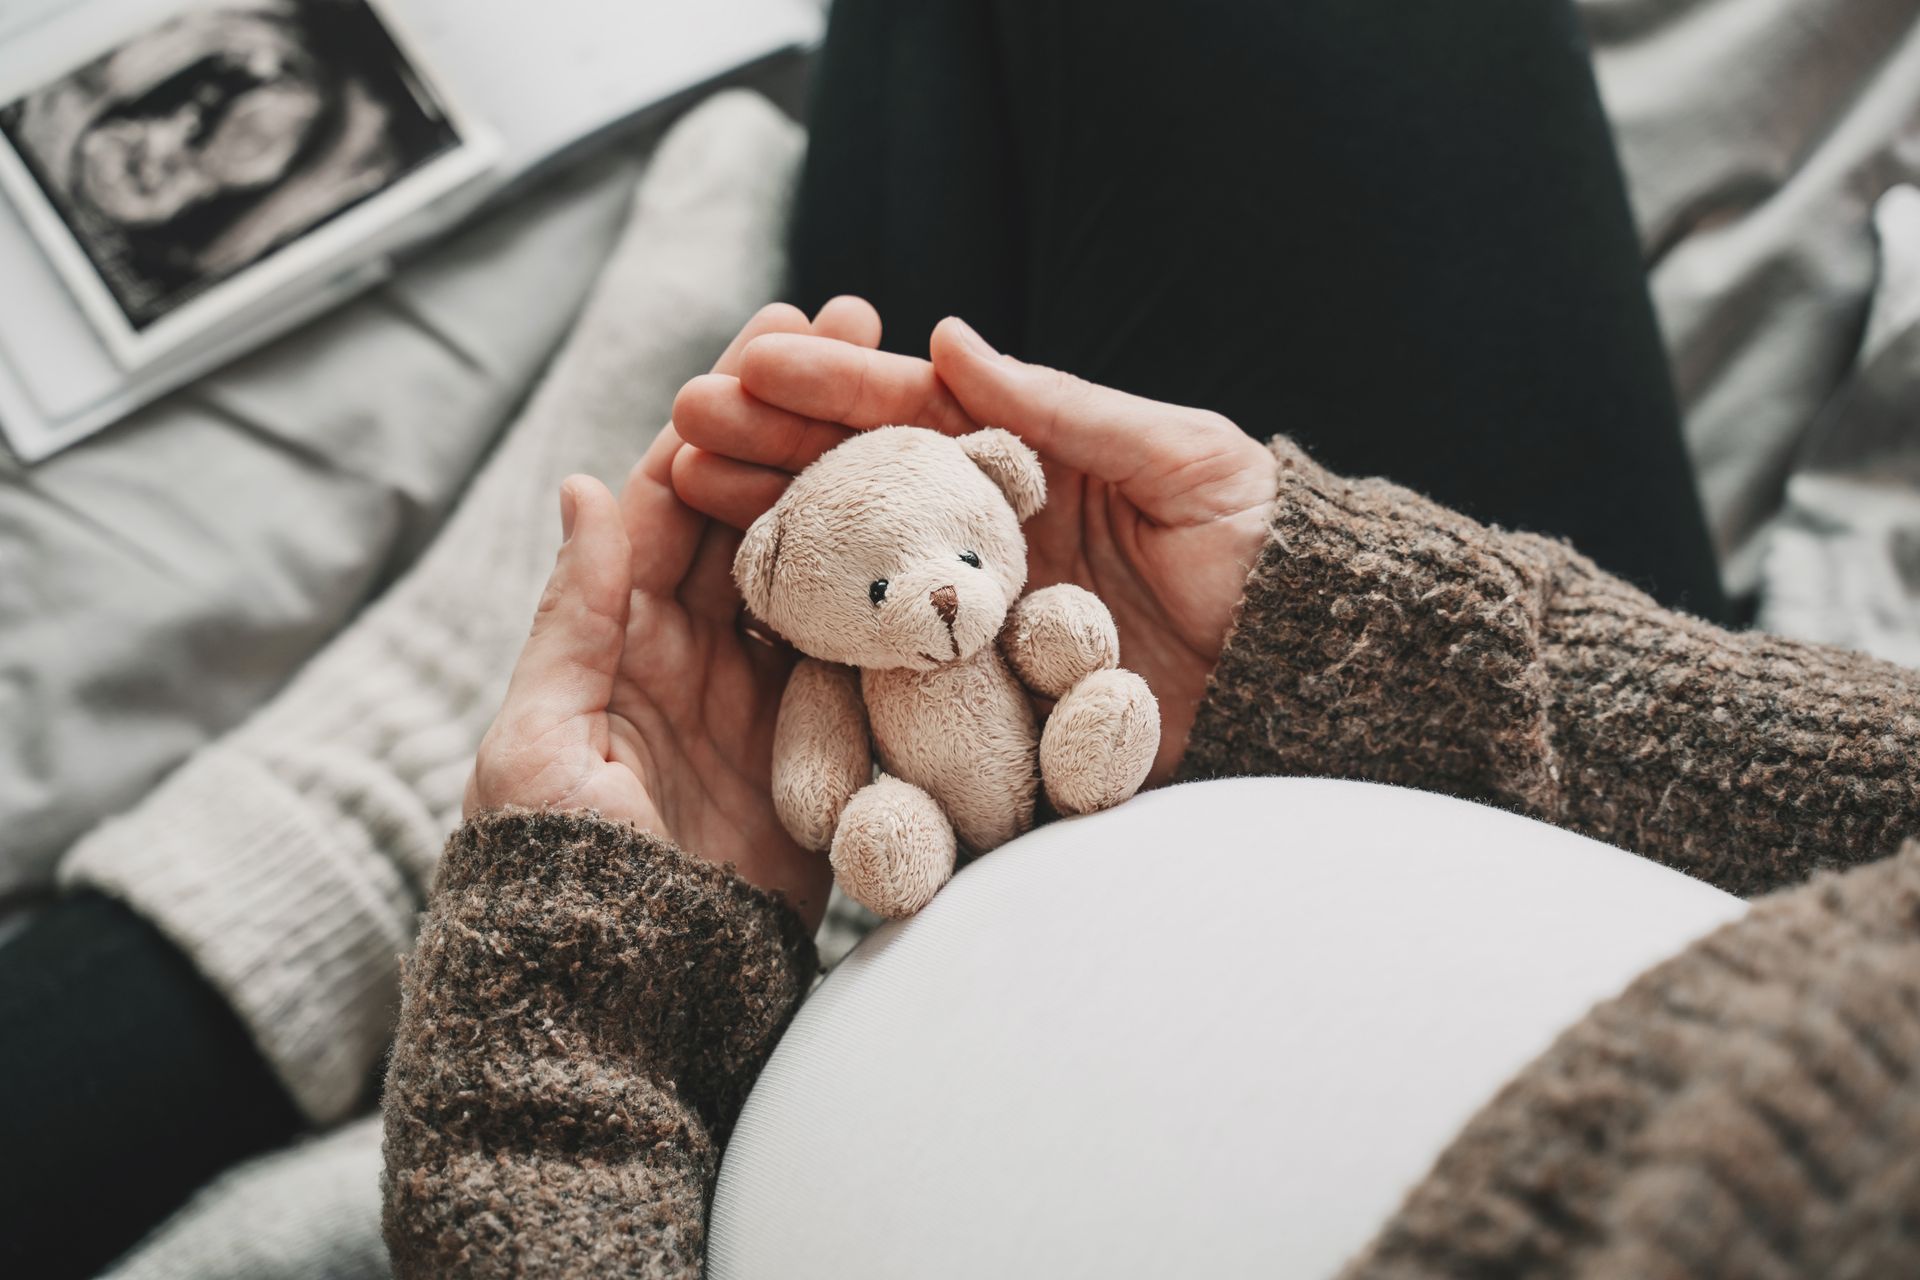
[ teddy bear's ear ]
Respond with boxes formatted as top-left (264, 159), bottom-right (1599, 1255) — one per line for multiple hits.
top-left (958, 428), bottom-right (1046, 521)
top-left (733, 507), bottom-right (783, 619)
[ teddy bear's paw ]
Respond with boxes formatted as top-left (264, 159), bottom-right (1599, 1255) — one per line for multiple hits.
top-left (1042, 668), bottom-right (1159, 815)
top-left (1003, 584), bottom-right (1119, 699)
top-left (830, 776), bottom-right (959, 918)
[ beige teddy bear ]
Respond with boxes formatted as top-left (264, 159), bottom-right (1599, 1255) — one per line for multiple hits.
top-left (734, 425), bottom-right (1159, 918)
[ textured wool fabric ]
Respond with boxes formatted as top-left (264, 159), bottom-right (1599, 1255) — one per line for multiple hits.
top-left (101, 1118), bottom-right (387, 1280)
top-left (1179, 438), bottom-right (1920, 898)
top-left (59, 91), bottom-right (806, 1125)
top-left (381, 809), bottom-right (816, 1280)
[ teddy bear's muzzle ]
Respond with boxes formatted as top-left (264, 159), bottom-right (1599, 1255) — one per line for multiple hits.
top-left (921, 583), bottom-right (962, 660)
top-left (876, 575), bottom-right (1006, 669)
top-left (931, 586), bottom-right (959, 627)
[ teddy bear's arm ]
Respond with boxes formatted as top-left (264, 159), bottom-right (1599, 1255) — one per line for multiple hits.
top-left (1001, 583), bottom-right (1121, 699)
top-left (771, 658), bottom-right (873, 852)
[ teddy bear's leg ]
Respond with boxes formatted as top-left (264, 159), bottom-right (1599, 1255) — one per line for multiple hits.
top-left (1041, 669), bottom-right (1159, 815)
top-left (831, 776), bottom-right (959, 919)
top-left (771, 658), bottom-right (872, 852)
top-left (1000, 584), bottom-right (1119, 699)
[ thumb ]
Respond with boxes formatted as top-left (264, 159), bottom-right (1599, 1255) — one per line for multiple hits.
top-left (929, 316), bottom-right (1229, 486)
top-left (496, 476), bottom-right (632, 739)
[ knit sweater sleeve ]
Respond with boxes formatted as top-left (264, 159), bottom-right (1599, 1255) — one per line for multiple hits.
top-left (1179, 438), bottom-right (1920, 895)
top-left (380, 809), bottom-right (817, 1280)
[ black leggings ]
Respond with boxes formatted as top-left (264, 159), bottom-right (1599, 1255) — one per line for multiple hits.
top-left (788, 0), bottom-right (1730, 622)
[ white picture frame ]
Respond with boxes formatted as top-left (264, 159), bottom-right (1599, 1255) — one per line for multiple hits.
top-left (0, 0), bottom-right (495, 371)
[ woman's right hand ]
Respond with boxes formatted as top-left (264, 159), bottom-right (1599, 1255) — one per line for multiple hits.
top-left (669, 304), bottom-right (1280, 783)
top-left (464, 299), bottom-right (884, 932)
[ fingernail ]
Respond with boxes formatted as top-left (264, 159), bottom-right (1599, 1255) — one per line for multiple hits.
top-left (559, 482), bottom-right (578, 541)
top-left (946, 316), bottom-right (999, 359)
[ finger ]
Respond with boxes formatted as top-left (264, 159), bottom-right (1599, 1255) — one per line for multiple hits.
top-left (674, 373), bottom-right (854, 473)
top-left (672, 445), bottom-right (791, 531)
top-left (740, 333), bottom-right (976, 435)
top-left (811, 295), bottom-right (883, 349)
top-left (621, 305), bottom-right (833, 597)
top-left (621, 426), bottom-right (709, 595)
top-left (713, 301), bottom-right (811, 378)
top-left (671, 300), bottom-right (881, 475)
top-left (928, 315), bottom-right (1238, 487)
top-left (496, 476), bottom-right (631, 738)
top-left (622, 305), bottom-right (809, 589)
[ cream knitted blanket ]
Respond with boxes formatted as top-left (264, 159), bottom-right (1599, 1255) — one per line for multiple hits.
top-left (61, 90), bottom-right (806, 1127)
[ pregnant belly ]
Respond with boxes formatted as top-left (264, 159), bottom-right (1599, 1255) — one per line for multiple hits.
top-left (713, 777), bottom-right (1749, 1280)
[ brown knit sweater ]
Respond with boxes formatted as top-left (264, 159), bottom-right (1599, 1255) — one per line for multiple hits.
top-left (381, 810), bottom-right (816, 1277)
top-left (382, 438), bottom-right (1920, 1278)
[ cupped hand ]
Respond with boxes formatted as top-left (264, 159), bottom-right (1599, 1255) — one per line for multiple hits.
top-left (465, 298), bottom-right (885, 930)
top-left (669, 303), bottom-right (1278, 782)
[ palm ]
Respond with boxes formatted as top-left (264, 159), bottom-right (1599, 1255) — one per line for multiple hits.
top-left (1022, 460), bottom-right (1271, 778)
top-left (470, 493), bottom-right (814, 905)
top-left (604, 587), bottom-right (803, 892)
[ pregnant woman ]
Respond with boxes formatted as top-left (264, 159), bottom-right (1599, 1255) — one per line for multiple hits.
top-left (381, 1), bottom-right (1918, 1275)
top-left (384, 298), bottom-right (1919, 1278)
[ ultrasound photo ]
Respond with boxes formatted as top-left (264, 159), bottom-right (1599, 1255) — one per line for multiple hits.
top-left (0, 0), bottom-right (467, 337)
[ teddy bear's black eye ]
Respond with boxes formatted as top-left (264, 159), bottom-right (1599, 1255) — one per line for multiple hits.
top-left (959, 550), bottom-right (982, 568)
top-left (869, 579), bottom-right (889, 606)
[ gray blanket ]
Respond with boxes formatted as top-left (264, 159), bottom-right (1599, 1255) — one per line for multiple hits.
top-left (1587, 0), bottom-right (1920, 650)
top-left (1758, 186), bottom-right (1920, 660)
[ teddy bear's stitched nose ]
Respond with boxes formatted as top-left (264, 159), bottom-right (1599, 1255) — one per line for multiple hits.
top-left (930, 585), bottom-right (959, 627)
